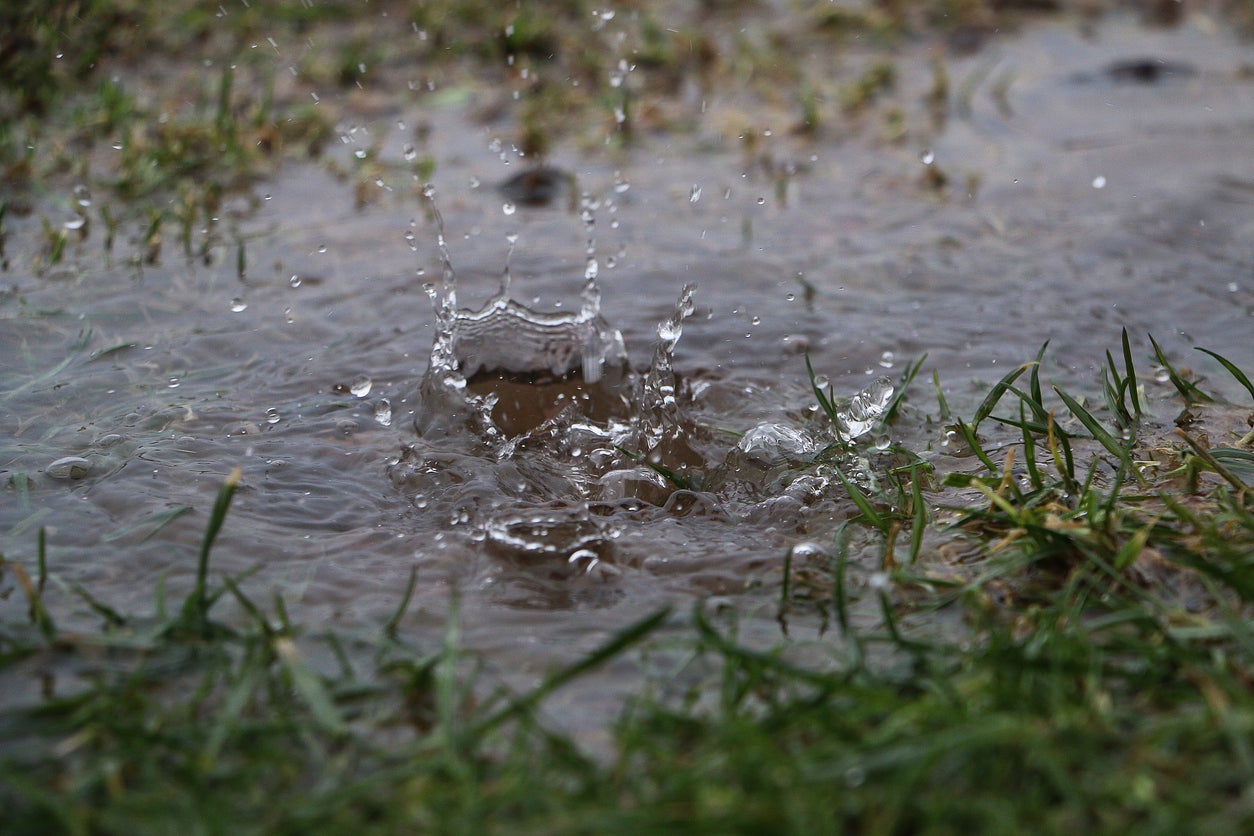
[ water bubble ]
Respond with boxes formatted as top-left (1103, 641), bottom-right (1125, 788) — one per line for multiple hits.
top-left (350, 376), bottom-right (373, 397)
top-left (750, 315), bottom-right (761, 325)
top-left (920, 148), bottom-right (935, 165)
top-left (1092, 175), bottom-right (1107, 189)
top-left (288, 274), bottom-right (302, 288)
top-left (756, 197), bottom-right (766, 205)
top-left (502, 202), bottom-right (516, 216)
top-left (46, 456), bottom-right (92, 480)
top-left (879, 350), bottom-right (895, 368)
top-left (265, 407), bottom-right (281, 424)
top-left (167, 377), bottom-right (181, 389)
top-left (230, 297), bottom-right (248, 312)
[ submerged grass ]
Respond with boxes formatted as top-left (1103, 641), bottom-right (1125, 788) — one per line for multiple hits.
top-left (2, 335), bottom-right (1251, 832)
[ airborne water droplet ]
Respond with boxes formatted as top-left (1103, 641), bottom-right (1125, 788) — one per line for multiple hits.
top-left (230, 297), bottom-right (248, 312)
top-left (920, 148), bottom-right (935, 165)
top-left (350, 376), bottom-right (373, 397)
top-left (503, 202), bottom-right (516, 215)
top-left (374, 398), bottom-right (393, 426)
top-left (288, 274), bottom-right (302, 288)
top-left (1092, 175), bottom-right (1107, 189)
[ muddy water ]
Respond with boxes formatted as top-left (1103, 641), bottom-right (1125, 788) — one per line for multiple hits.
top-left (2, 14), bottom-right (1252, 736)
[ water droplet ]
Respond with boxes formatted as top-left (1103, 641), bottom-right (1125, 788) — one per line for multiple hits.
top-left (350, 376), bottom-right (373, 397)
top-left (613, 172), bottom-right (630, 193)
top-left (1092, 175), bottom-right (1107, 189)
top-left (167, 377), bottom-right (181, 389)
top-left (879, 350), bottom-right (895, 368)
top-left (750, 315), bottom-right (761, 325)
top-left (756, 196), bottom-right (766, 205)
top-left (63, 216), bottom-right (86, 231)
top-left (317, 244), bottom-right (328, 254)
top-left (374, 398), bottom-right (393, 426)
top-left (403, 143), bottom-right (417, 162)
top-left (288, 274), bottom-right (302, 288)
top-left (920, 148), bottom-right (935, 165)
top-left (404, 230), bottom-right (417, 250)
top-left (502, 202), bottom-right (516, 215)
top-left (689, 185), bottom-right (702, 203)
top-left (230, 297), bottom-right (248, 312)
top-left (265, 407), bottom-right (281, 424)
top-left (73, 184), bottom-right (92, 207)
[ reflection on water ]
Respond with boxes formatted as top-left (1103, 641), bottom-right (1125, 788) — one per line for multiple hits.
top-left (2, 12), bottom-right (1252, 736)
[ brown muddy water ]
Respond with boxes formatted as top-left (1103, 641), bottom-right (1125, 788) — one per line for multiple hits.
top-left (2, 12), bottom-right (1253, 737)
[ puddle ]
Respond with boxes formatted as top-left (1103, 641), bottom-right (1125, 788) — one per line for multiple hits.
top-left (2, 10), bottom-right (1253, 737)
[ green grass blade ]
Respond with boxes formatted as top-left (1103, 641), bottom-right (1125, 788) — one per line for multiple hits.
top-left (476, 607), bottom-right (671, 735)
top-left (972, 362), bottom-right (1033, 427)
top-left (1149, 333), bottom-right (1212, 404)
top-left (1121, 328), bottom-right (1142, 417)
top-left (102, 505), bottom-right (193, 543)
top-left (1195, 347), bottom-right (1254, 404)
top-left (1052, 386), bottom-right (1140, 482)
top-left (385, 566), bottom-right (419, 636)
top-left (184, 468), bottom-right (241, 630)
top-left (834, 466), bottom-right (888, 534)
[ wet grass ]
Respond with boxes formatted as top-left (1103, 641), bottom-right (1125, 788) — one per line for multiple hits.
top-left (2, 336), bottom-right (1251, 833)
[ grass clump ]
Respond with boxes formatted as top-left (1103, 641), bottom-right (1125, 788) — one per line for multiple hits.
top-left (2, 335), bottom-right (1251, 832)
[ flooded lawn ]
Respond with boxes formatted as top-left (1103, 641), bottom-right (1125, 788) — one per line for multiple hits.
top-left (2, 2), bottom-right (1253, 743)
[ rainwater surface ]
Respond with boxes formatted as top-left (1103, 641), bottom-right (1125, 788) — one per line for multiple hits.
top-left (2, 13), bottom-right (1252, 737)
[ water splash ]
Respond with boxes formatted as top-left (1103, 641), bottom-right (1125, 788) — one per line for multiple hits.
top-left (395, 186), bottom-right (896, 584)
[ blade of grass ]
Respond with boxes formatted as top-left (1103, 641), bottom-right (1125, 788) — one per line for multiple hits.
top-left (385, 566), bottom-right (419, 637)
top-left (805, 353), bottom-right (840, 427)
top-left (834, 466), bottom-right (888, 534)
top-left (1052, 386), bottom-right (1143, 486)
top-left (1195, 347), bottom-right (1254, 403)
top-left (778, 545), bottom-right (793, 635)
top-left (275, 636), bottom-right (347, 735)
top-left (475, 607), bottom-right (670, 735)
top-left (102, 505), bottom-right (193, 543)
top-left (183, 468), bottom-right (242, 631)
top-left (972, 362), bottom-right (1033, 428)
top-left (1121, 328), bottom-right (1142, 418)
top-left (1149, 333), bottom-right (1212, 404)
